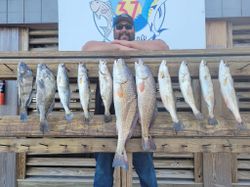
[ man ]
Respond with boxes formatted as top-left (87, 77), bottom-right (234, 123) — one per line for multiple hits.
top-left (82, 14), bottom-right (169, 187)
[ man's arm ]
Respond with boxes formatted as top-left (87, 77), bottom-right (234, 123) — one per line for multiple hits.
top-left (82, 40), bottom-right (136, 51)
top-left (111, 39), bottom-right (169, 50)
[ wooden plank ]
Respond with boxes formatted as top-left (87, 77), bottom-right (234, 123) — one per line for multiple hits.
top-left (26, 167), bottom-right (95, 177)
top-left (0, 112), bottom-right (250, 137)
top-left (238, 160), bottom-right (250, 169)
top-left (0, 152), bottom-right (16, 187)
top-left (238, 153), bottom-right (250, 159)
top-left (238, 170), bottom-right (250, 180)
top-left (194, 153), bottom-right (203, 183)
top-left (19, 27), bottom-right (29, 51)
top-left (206, 20), bottom-right (228, 48)
top-left (27, 157), bottom-right (95, 166)
top-left (16, 152), bottom-right (26, 179)
top-left (203, 153), bottom-right (232, 187)
top-left (1, 137), bottom-right (250, 154)
top-left (29, 38), bottom-right (58, 45)
top-left (121, 152), bottom-right (132, 187)
top-left (114, 168), bottom-right (121, 187)
top-left (233, 24), bottom-right (250, 31)
top-left (231, 153), bottom-right (238, 183)
top-left (154, 159), bottom-right (194, 169)
top-left (154, 153), bottom-right (193, 158)
top-left (29, 30), bottom-right (58, 36)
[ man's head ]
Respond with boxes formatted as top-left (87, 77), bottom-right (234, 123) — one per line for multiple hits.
top-left (113, 14), bottom-right (135, 41)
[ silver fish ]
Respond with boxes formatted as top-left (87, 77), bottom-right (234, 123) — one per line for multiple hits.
top-left (17, 62), bottom-right (34, 122)
top-left (36, 64), bottom-right (56, 133)
top-left (112, 59), bottom-right (138, 170)
top-left (158, 60), bottom-right (184, 131)
top-left (218, 60), bottom-right (245, 128)
top-left (199, 60), bottom-right (218, 125)
top-left (99, 59), bottom-right (112, 122)
top-left (135, 59), bottom-right (156, 151)
top-left (90, 0), bottom-right (113, 40)
top-left (57, 64), bottom-right (73, 122)
top-left (78, 63), bottom-right (91, 122)
top-left (179, 61), bottom-right (203, 120)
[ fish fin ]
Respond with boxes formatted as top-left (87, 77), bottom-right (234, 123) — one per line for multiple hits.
top-left (104, 115), bottom-right (112, 123)
top-left (20, 111), bottom-right (28, 122)
top-left (208, 117), bottom-right (218, 126)
top-left (173, 121), bottom-right (184, 132)
top-left (65, 112), bottom-right (73, 122)
top-left (142, 137), bottom-right (156, 151)
top-left (194, 112), bottom-right (204, 121)
top-left (84, 113), bottom-right (91, 124)
top-left (40, 119), bottom-right (49, 133)
top-left (112, 152), bottom-right (128, 170)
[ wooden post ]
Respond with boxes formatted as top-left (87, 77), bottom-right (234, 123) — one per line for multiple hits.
top-left (114, 168), bottom-right (121, 187)
top-left (0, 152), bottom-right (16, 187)
top-left (121, 152), bottom-right (133, 187)
top-left (203, 153), bottom-right (232, 187)
top-left (194, 153), bottom-right (203, 183)
top-left (231, 153), bottom-right (238, 183)
top-left (16, 152), bottom-right (26, 179)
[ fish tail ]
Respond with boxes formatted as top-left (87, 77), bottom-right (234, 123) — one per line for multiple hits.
top-left (194, 112), bottom-right (204, 121)
top-left (208, 117), bottom-right (218, 126)
top-left (112, 152), bottom-right (128, 170)
top-left (65, 112), bottom-right (74, 122)
top-left (237, 121), bottom-right (247, 130)
top-left (142, 137), bottom-right (156, 151)
top-left (173, 121), bottom-right (184, 132)
top-left (84, 112), bottom-right (91, 124)
top-left (40, 119), bottom-right (49, 133)
top-left (104, 115), bottom-right (112, 123)
top-left (20, 111), bottom-right (28, 122)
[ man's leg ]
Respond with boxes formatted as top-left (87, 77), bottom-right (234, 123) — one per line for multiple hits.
top-left (94, 153), bottom-right (115, 187)
top-left (133, 152), bottom-right (158, 187)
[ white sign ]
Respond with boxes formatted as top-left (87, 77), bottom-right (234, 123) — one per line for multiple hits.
top-left (59, 0), bottom-right (205, 51)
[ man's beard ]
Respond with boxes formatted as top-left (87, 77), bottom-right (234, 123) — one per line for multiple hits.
top-left (115, 33), bottom-right (134, 41)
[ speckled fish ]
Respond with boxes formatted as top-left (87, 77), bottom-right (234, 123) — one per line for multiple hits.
top-left (78, 63), bottom-right (91, 122)
top-left (158, 60), bottom-right (184, 131)
top-left (179, 61), bottom-right (203, 120)
top-left (36, 64), bottom-right (56, 133)
top-left (135, 59), bottom-right (157, 151)
top-left (17, 61), bottom-right (34, 122)
top-left (199, 60), bottom-right (218, 125)
top-left (219, 60), bottom-right (245, 129)
top-left (112, 59), bottom-right (138, 170)
top-left (99, 59), bottom-right (113, 122)
top-left (57, 64), bottom-right (73, 122)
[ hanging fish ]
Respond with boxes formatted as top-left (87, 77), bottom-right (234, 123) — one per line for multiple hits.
top-left (179, 61), bottom-right (203, 120)
top-left (135, 59), bottom-right (157, 151)
top-left (158, 60), bottom-right (184, 131)
top-left (99, 59), bottom-right (113, 122)
top-left (218, 60), bottom-right (245, 129)
top-left (78, 63), bottom-right (91, 122)
top-left (57, 64), bottom-right (73, 122)
top-left (17, 62), bottom-right (34, 122)
top-left (36, 64), bottom-right (56, 133)
top-left (112, 59), bottom-right (138, 170)
top-left (199, 60), bottom-right (218, 125)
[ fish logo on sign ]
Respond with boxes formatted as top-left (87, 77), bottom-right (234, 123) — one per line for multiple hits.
top-left (90, 0), bottom-right (168, 41)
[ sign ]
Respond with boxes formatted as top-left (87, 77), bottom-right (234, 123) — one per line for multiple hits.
top-left (59, 0), bottom-right (205, 50)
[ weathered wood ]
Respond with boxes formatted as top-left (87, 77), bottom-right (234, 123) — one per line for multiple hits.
top-left (231, 153), bottom-right (238, 183)
top-left (121, 152), bottom-right (132, 187)
top-left (16, 152), bottom-right (26, 179)
top-left (0, 137), bottom-right (250, 154)
top-left (27, 157), bottom-right (95, 166)
top-left (0, 152), bottom-right (16, 187)
top-left (194, 153), bottom-right (203, 183)
top-left (0, 113), bottom-right (249, 137)
top-left (114, 168), bottom-right (121, 187)
top-left (203, 153), bottom-right (232, 187)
